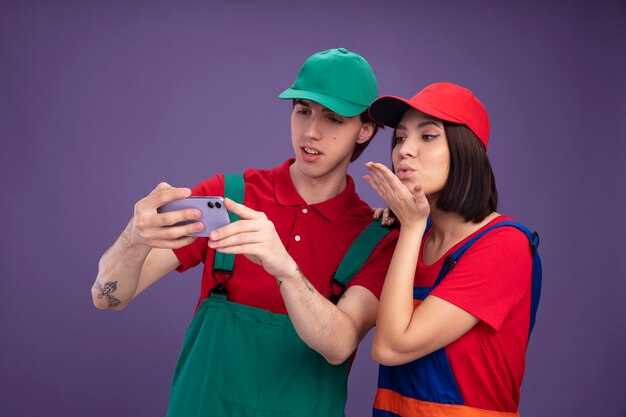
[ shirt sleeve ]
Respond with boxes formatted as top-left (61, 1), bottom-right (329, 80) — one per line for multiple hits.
top-left (430, 227), bottom-right (532, 332)
top-left (346, 228), bottom-right (399, 299)
top-left (173, 174), bottom-right (225, 273)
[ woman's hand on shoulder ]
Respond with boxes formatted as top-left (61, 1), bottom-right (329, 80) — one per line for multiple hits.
top-left (372, 207), bottom-right (396, 227)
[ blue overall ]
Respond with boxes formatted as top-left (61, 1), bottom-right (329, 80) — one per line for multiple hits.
top-left (374, 221), bottom-right (541, 417)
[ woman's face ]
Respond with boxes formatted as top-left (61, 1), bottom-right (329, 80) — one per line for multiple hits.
top-left (391, 108), bottom-right (450, 199)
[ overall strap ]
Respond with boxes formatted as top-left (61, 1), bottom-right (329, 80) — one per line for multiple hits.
top-left (330, 218), bottom-right (391, 303)
top-left (213, 174), bottom-right (245, 273)
top-left (424, 217), bottom-right (432, 234)
top-left (433, 220), bottom-right (542, 338)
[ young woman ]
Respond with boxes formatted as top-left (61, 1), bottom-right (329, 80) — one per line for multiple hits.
top-left (364, 82), bottom-right (540, 417)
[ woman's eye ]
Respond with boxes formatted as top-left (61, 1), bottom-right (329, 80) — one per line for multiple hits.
top-left (422, 134), bottom-right (439, 141)
top-left (393, 136), bottom-right (406, 144)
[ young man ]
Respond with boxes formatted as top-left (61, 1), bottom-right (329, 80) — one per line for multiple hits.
top-left (93, 48), bottom-right (398, 417)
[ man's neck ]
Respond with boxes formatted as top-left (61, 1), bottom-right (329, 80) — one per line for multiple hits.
top-left (289, 161), bottom-right (348, 205)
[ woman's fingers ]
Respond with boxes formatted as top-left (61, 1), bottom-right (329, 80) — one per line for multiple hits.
top-left (382, 208), bottom-right (396, 226)
top-left (365, 162), bottom-right (392, 194)
top-left (366, 162), bottom-right (411, 201)
top-left (365, 162), bottom-right (430, 226)
top-left (372, 207), bottom-right (396, 226)
top-left (363, 174), bottom-right (385, 200)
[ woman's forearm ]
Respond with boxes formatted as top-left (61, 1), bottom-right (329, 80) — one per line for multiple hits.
top-left (374, 223), bottom-right (425, 349)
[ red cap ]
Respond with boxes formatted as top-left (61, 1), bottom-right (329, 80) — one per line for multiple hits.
top-left (369, 82), bottom-right (490, 148)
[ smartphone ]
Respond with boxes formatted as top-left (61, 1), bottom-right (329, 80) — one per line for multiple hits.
top-left (157, 196), bottom-right (231, 237)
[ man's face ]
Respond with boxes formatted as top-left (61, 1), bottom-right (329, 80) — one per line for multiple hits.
top-left (290, 99), bottom-right (373, 181)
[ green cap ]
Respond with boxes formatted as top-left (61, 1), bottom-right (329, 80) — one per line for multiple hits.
top-left (279, 48), bottom-right (379, 117)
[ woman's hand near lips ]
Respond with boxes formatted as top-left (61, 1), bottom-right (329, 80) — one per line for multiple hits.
top-left (364, 162), bottom-right (430, 230)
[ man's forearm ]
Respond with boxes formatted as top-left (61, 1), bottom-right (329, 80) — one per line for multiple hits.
top-left (277, 265), bottom-right (364, 365)
top-left (92, 221), bottom-right (151, 311)
top-left (205, 198), bottom-right (373, 363)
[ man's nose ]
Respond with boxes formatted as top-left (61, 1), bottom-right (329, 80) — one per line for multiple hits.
top-left (304, 118), bottom-right (322, 140)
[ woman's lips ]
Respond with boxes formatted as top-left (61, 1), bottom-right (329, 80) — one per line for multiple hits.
top-left (396, 168), bottom-right (415, 179)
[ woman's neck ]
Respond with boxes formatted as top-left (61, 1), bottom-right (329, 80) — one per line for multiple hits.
top-left (423, 206), bottom-right (500, 265)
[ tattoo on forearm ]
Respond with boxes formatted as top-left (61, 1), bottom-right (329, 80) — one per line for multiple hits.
top-left (296, 267), bottom-right (314, 293)
top-left (95, 281), bottom-right (122, 308)
top-left (276, 278), bottom-right (283, 288)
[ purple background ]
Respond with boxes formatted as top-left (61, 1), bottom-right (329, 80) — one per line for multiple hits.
top-left (1, 1), bottom-right (625, 416)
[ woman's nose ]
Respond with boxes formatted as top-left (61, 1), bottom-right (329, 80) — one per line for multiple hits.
top-left (397, 139), bottom-right (417, 157)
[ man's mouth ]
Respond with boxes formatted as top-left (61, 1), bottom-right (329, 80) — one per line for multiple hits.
top-left (303, 147), bottom-right (321, 155)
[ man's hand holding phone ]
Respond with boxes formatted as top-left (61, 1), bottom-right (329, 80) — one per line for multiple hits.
top-left (128, 183), bottom-right (207, 249)
top-left (158, 196), bottom-right (230, 238)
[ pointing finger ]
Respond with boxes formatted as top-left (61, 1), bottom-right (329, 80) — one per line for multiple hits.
top-left (222, 198), bottom-right (264, 221)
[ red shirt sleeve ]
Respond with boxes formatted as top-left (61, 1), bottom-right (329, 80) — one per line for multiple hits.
top-left (173, 174), bottom-right (225, 273)
top-left (346, 228), bottom-right (399, 299)
top-left (430, 227), bottom-right (532, 331)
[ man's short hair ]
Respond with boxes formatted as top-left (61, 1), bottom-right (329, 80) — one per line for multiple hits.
top-left (351, 110), bottom-right (381, 162)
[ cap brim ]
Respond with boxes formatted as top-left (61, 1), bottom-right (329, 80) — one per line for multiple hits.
top-left (369, 96), bottom-right (412, 128)
top-left (369, 95), bottom-right (466, 128)
top-left (279, 88), bottom-right (367, 117)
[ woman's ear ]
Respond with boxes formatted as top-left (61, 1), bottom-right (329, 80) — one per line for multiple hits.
top-left (357, 122), bottom-right (375, 144)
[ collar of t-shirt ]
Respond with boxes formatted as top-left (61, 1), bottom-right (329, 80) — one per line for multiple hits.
top-left (273, 159), bottom-right (358, 222)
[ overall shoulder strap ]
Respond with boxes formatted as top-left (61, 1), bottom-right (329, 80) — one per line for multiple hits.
top-left (331, 218), bottom-right (432, 303)
top-left (213, 174), bottom-right (245, 273)
top-left (434, 220), bottom-right (542, 338)
top-left (330, 219), bottom-right (391, 303)
top-left (424, 217), bottom-right (432, 235)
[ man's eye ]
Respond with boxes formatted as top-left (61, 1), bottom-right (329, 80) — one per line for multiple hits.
top-left (329, 116), bottom-right (343, 124)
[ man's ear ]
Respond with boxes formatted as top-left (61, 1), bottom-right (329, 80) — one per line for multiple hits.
top-left (356, 122), bottom-right (375, 144)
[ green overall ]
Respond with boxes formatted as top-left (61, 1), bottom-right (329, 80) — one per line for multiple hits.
top-left (166, 175), bottom-right (390, 417)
